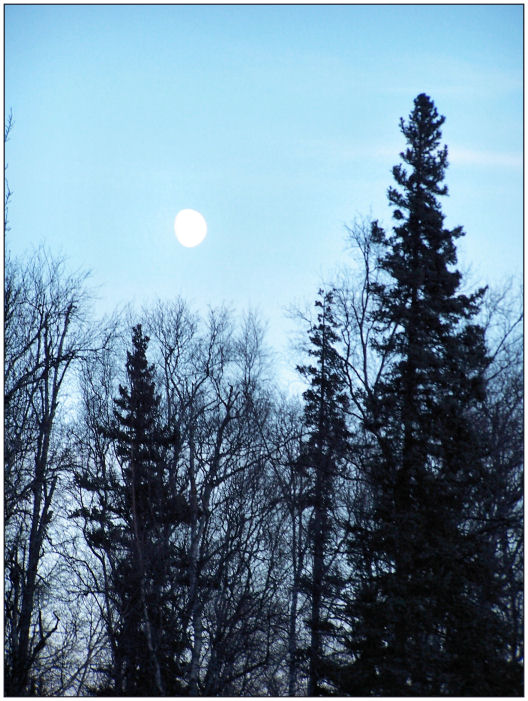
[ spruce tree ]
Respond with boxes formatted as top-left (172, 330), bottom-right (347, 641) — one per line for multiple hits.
top-left (74, 325), bottom-right (190, 695)
top-left (297, 290), bottom-right (350, 695)
top-left (340, 94), bottom-right (515, 695)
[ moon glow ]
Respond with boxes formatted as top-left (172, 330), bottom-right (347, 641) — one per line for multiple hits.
top-left (174, 209), bottom-right (207, 248)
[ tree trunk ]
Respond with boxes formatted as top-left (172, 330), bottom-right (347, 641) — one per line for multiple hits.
top-left (309, 453), bottom-right (326, 696)
top-left (188, 427), bottom-right (204, 696)
top-left (288, 505), bottom-right (300, 696)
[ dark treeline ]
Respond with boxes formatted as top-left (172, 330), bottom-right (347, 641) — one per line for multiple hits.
top-left (4, 95), bottom-right (523, 696)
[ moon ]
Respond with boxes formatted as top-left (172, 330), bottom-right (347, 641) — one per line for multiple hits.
top-left (174, 209), bottom-right (207, 248)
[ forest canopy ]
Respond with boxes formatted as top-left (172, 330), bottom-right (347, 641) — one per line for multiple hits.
top-left (4, 94), bottom-right (523, 696)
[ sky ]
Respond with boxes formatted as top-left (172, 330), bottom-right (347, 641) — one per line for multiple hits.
top-left (4, 4), bottom-right (523, 393)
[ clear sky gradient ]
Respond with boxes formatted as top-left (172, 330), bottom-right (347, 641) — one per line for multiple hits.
top-left (5, 4), bottom-right (523, 390)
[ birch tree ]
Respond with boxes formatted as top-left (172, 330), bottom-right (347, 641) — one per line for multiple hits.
top-left (5, 248), bottom-right (91, 695)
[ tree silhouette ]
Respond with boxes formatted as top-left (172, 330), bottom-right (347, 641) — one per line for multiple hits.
top-left (74, 324), bottom-right (190, 695)
top-left (339, 94), bottom-right (516, 695)
top-left (297, 290), bottom-right (350, 695)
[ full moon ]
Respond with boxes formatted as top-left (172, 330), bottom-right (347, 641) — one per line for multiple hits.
top-left (174, 209), bottom-right (207, 248)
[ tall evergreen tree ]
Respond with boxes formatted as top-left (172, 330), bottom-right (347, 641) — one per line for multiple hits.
top-left (339, 94), bottom-right (518, 695)
top-left (297, 290), bottom-right (350, 695)
top-left (73, 324), bottom-right (190, 695)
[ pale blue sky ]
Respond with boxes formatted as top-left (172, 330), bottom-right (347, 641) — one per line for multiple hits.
top-left (5, 4), bottom-right (523, 390)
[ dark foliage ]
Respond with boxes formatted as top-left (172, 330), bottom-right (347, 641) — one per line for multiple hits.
top-left (297, 290), bottom-right (350, 695)
top-left (73, 325), bottom-right (190, 695)
top-left (335, 94), bottom-right (521, 696)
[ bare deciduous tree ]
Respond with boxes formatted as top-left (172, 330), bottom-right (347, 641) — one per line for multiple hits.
top-left (5, 248), bottom-right (92, 695)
